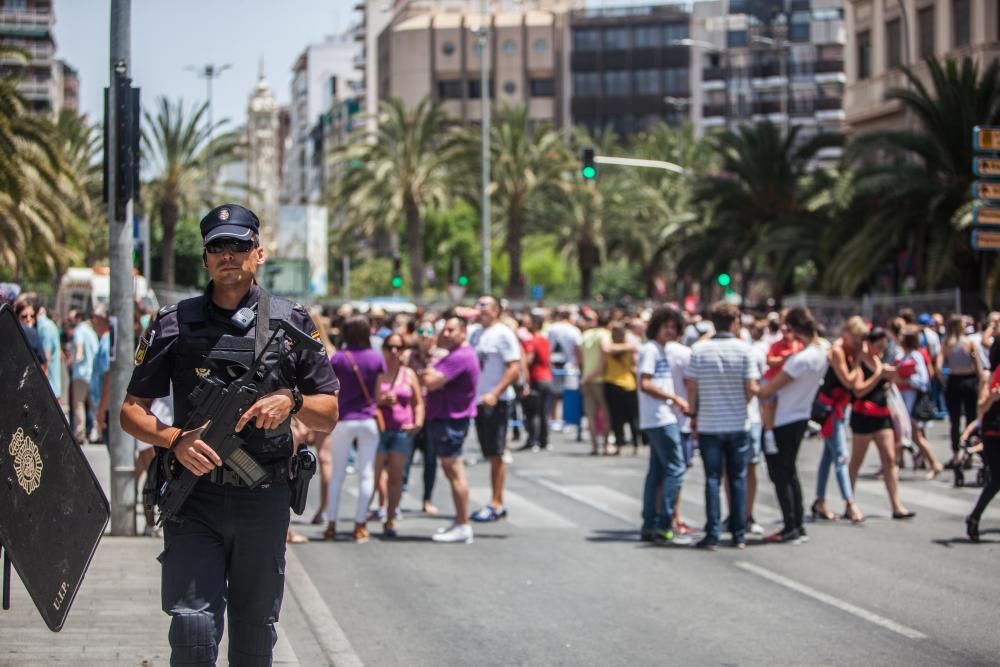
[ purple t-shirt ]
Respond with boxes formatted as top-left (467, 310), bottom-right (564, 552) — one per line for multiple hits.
top-left (330, 347), bottom-right (386, 421)
top-left (425, 344), bottom-right (480, 421)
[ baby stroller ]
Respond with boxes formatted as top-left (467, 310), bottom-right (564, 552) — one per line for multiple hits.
top-left (954, 422), bottom-right (989, 488)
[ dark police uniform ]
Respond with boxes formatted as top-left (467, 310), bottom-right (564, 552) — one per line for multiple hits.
top-left (126, 204), bottom-right (339, 666)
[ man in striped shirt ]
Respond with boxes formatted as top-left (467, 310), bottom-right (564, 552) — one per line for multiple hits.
top-left (686, 303), bottom-right (760, 550)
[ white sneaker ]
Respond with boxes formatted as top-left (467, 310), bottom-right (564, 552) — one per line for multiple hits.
top-left (432, 523), bottom-right (474, 544)
top-left (502, 450), bottom-right (514, 464)
top-left (748, 521), bottom-right (765, 536)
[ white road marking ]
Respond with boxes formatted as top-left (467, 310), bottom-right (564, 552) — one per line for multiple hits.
top-left (532, 479), bottom-right (637, 524)
top-left (284, 548), bottom-right (365, 667)
top-left (736, 562), bottom-right (927, 640)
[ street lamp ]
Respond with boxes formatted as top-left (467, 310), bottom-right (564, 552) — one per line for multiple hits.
top-left (186, 63), bottom-right (231, 198)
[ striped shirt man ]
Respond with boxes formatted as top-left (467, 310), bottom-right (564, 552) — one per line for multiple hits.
top-left (687, 332), bottom-right (759, 434)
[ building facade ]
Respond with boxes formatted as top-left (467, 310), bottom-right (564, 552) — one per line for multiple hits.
top-left (246, 68), bottom-right (282, 255)
top-left (845, 0), bottom-right (1000, 133)
top-left (0, 0), bottom-right (75, 116)
top-left (694, 0), bottom-right (847, 143)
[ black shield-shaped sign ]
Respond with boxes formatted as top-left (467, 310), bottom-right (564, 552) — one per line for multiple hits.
top-left (0, 303), bottom-right (109, 631)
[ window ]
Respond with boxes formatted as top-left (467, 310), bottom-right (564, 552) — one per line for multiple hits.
top-left (503, 80), bottom-right (516, 95)
top-left (441, 41), bottom-right (456, 56)
top-left (633, 25), bottom-right (659, 48)
top-left (502, 39), bottom-right (517, 55)
top-left (856, 30), bottom-right (871, 80)
top-left (663, 67), bottom-right (689, 94)
top-left (603, 28), bottom-right (629, 50)
top-left (886, 18), bottom-right (902, 69)
top-left (918, 7), bottom-right (935, 59)
top-left (529, 78), bottom-right (554, 97)
top-left (533, 38), bottom-right (547, 54)
top-left (573, 72), bottom-right (601, 96)
top-left (953, 0), bottom-right (970, 48)
top-left (633, 69), bottom-right (661, 95)
top-left (468, 79), bottom-right (494, 99)
top-left (437, 80), bottom-right (462, 100)
top-left (727, 30), bottom-right (748, 48)
top-left (573, 29), bottom-right (600, 51)
top-left (663, 23), bottom-right (689, 45)
top-left (603, 70), bottom-right (631, 96)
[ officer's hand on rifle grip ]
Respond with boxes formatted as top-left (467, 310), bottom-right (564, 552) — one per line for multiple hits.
top-left (174, 424), bottom-right (222, 476)
top-left (235, 389), bottom-right (295, 433)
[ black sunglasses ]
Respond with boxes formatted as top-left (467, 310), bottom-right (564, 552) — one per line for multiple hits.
top-left (205, 238), bottom-right (256, 254)
top-left (385, 344), bottom-right (403, 351)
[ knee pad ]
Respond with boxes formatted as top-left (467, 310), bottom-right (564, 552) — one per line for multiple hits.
top-left (168, 612), bottom-right (218, 666)
top-left (227, 618), bottom-right (277, 667)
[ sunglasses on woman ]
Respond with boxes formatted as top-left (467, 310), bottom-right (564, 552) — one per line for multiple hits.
top-left (385, 344), bottom-right (403, 352)
top-left (417, 328), bottom-right (434, 336)
top-left (205, 238), bottom-right (257, 254)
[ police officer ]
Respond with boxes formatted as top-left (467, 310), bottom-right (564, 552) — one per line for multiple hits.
top-left (120, 204), bottom-right (339, 666)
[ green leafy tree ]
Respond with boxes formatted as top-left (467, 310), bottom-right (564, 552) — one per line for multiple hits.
top-left (328, 97), bottom-right (460, 297)
top-left (57, 109), bottom-right (105, 268)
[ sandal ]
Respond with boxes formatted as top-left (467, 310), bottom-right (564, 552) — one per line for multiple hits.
top-left (323, 522), bottom-right (337, 541)
top-left (286, 529), bottom-right (308, 544)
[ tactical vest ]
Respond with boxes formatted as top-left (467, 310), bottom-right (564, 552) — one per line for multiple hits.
top-left (170, 293), bottom-right (298, 463)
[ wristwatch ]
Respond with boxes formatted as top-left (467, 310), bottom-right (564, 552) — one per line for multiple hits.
top-left (289, 386), bottom-right (303, 414)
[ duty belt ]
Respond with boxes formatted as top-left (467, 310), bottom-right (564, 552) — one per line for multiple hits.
top-left (207, 460), bottom-right (290, 487)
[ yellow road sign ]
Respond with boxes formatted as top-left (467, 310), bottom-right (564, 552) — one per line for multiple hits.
top-left (973, 181), bottom-right (1000, 200)
top-left (973, 229), bottom-right (1000, 251)
top-left (974, 127), bottom-right (1000, 152)
top-left (974, 207), bottom-right (1000, 226)
top-left (974, 157), bottom-right (1000, 177)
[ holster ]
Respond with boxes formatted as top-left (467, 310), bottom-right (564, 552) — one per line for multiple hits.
top-left (142, 451), bottom-right (165, 514)
top-left (289, 447), bottom-right (316, 515)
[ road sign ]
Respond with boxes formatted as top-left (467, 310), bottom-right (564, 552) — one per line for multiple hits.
top-left (973, 157), bottom-right (1000, 177)
top-left (973, 126), bottom-right (1000, 152)
top-left (973, 207), bottom-right (1000, 227)
top-left (530, 285), bottom-right (545, 300)
top-left (972, 229), bottom-right (1000, 251)
top-left (973, 181), bottom-right (1000, 202)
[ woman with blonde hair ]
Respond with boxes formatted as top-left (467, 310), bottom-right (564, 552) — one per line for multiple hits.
top-left (940, 314), bottom-right (981, 468)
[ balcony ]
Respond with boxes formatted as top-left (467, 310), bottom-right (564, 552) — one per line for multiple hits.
top-left (815, 59), bottom-right (845, 74)
top-left (752, 100), bottom-right (781, 115)
top-left (814, 96), bottom-right (843, 112)
top-left (703, 66), bottom-right (726, 82)
top-left (353, 53), bottom-right (366, 71)
top-left (702, 103), bottom-right (727, 118)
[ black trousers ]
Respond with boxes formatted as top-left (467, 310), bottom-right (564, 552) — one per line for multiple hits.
top-left (766, 420), bottom-right (808, 536)
top-left (971, 435), bottom-right (1000, 521)
top-left (946, 374), bottom-right (979, 453)
top-left (160, 480), bottom-right (290, 666)
top-left (522, 380), bottom-right (553, 447)
top-left (404, 425), bottom-right (437, 503)
top-left (604, 382), bottom-right (639, 447)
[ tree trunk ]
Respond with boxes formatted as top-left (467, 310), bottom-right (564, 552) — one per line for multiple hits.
top-left (577, 238), bottom-right (600, 301)
top-left (403, 192), bottom-right (423, 297)
top-left (160, 199), bottom-right (179, 289)
top-left (505, 207), bottom-right (524, 299)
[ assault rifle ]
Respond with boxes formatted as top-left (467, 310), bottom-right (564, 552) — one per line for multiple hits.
top-left (155, 318), bottom-right (322, 524)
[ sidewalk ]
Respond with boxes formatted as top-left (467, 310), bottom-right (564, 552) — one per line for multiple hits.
top-left (0, 446), bottom-right (354, 667)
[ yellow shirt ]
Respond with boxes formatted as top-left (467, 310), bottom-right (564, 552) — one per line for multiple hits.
top-left (604, 350), bottom-right (637, 391)
top-left (581, 328), bottom-right (610, 381)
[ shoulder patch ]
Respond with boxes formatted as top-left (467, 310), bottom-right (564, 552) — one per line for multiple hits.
top-left (134, 329), bottom-right (155, 366)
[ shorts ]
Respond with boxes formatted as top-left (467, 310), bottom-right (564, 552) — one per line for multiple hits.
top-left (748, 422), bottom-right (763, 464)
top-left (850, 412), bottom-right (892, 435)
top-left (475, 401), bottom-right (510, 458)
top-left (378, 429), bottom-right (415, 456)
top-left (582, 381), bottom-right (607, 423)
top-left (426, 419), bottom-right (470, 459)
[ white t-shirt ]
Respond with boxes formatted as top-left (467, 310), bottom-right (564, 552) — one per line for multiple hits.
top-left (547, 321), bottom-right (583, 373)
top-left (774, 343), bottom-right (829, 428)
top-left (747, 340), bottom-right (768, 425)
top-left (637, 341), bottom-right (678, 430)
top-left (471, 323), bottom-right (522, 402)
top-left (664, 341), bottom-right (692, 433)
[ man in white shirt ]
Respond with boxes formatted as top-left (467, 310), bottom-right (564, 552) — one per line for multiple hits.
top-left (547, 308), bottom-right (583, 431)
top-left (639, 307), bottom-right (691, 545)
top-left (469, 296), bottom-right (522, 522)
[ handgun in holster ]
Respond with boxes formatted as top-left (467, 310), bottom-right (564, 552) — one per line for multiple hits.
top-left (289, 447), bottom-right (317, 515)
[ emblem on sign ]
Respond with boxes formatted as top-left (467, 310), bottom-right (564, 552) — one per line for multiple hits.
top-left (195, 367), bottom-right (210, 379)
top-left (219, 208), bottom-right (230, 221)
top-left (9, 427), bottom-right (43, 495)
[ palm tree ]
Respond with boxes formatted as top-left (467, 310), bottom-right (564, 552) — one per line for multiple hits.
top-left (693, 121), bottom-right (842, 299)
top-left (831, 57), bottom-right (1000, 295)
top-left (327, 97), bottom-right (460, 297)
top-left (0, 46), bottom-right (78, 279)
top-left (468, 105), bottom-right (570, 298)
top-left (142, 96), bottom-right (237, 288)
top-left (57, 109), bottom-right (104, 267)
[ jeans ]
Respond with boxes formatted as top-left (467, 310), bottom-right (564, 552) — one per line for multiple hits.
top-left (816, 415), bottom-right (853, 502)
top-left (328, 418), bottom-right (380, 524)
top-left (766, 420), bottom-right (808, 536)
top-left (641, 424), bottom-right (684, 533)
top-left (680, 431), bottom-right (694, 467)
top-left (404, 426), bottom-right (437, 503)
top-left (699, 431), bottom-right (749, 543)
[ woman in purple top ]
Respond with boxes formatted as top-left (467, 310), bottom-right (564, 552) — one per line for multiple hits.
top-left (325, 315), bottom-right (386, 543)
top-left (373, 333), bottom-right (424, 537)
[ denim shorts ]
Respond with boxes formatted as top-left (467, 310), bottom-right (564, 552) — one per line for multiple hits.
top-left (379, 429), bottom-right (415, 456)
top-left (748, 422), bottom-right (763, 464)
top-left (426, 418), bottom-right (471, 459)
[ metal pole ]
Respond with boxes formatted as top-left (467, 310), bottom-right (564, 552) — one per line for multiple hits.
top-left (206, 69), bottom-right (213, 197)
top-left (343, 255), bottom-right (351, 301)
top-left (108, 0), bottom-right (136, 536)
top-left (480, 0), bottom-right (491, 294)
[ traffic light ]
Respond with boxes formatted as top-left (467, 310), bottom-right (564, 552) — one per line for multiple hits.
top-left (716, 273), bottom-right (731, 287)
top-left (457, 274), bottom-right (469, 287)
top-left (391, 257), bottom-right (403, 290)
top-left (581, 146), bottom-right (596, 180)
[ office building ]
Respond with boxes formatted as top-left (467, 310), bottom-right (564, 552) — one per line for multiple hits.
top-left (845, 0), bottom-right (1000, 133)
top-left (0, 0), bottom-right (74, 116)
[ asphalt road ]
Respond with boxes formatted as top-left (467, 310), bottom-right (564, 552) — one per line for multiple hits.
top-left (291, 422), bottom-right (1000, 666)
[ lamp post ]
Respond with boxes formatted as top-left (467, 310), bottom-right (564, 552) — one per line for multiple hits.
top-left (187, 63), bottom-right (231, 197)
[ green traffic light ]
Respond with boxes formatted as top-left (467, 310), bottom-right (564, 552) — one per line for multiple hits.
top-left (582, 166), bottom-right (596, 179)
top-left (717, 273), bottom-right (731, 287)
top-left (458, 275), bottom-right (469, 286)
top-left (391, 276), bottom-right (403, 289)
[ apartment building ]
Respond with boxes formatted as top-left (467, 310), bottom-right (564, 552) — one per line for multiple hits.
top-left (845, 0), bottom-right (1000, 133)
top-left (0, 0), bottom-right (74, 116)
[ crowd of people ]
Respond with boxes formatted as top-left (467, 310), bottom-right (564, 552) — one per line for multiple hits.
top-left (6, 284), bottom-right (998, 547)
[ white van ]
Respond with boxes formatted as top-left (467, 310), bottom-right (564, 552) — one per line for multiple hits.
top-left (55, 267), bottom-right (159, 323)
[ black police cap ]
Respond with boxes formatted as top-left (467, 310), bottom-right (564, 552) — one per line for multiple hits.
top-left (200, 204), bottom-right (260, 244)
